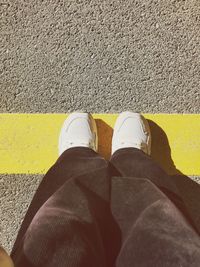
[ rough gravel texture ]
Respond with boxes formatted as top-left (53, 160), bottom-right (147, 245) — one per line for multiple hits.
top-left (0, 0), bottom-right (200, 113)
top-left (0, 174), bottom-right (43, 252)
top-left (0, 0), bottom-right (200, 253)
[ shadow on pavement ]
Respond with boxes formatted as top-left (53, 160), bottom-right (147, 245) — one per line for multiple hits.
top-left (148, 120), bottom-right (181, 175)
top-left (96, 119), bottom-right (113, 160)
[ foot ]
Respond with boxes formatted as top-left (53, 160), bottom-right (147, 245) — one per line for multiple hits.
top-left (58, 113), bottom-right (98, 156)
top-left (112, 111), bottom-right (151, 155)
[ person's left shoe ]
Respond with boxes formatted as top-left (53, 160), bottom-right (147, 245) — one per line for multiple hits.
top-left (111, 111), bottom-right (151, 155)
top-left (58, 113), bottom-right (98, 156)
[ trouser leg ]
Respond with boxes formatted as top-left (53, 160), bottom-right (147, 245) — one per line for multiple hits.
top-left (110, 148), bottom-right (200, 267)
top-left (110, 147), bottom-right (176, 191)
top-left (11, 147), bottom-right (120, 267)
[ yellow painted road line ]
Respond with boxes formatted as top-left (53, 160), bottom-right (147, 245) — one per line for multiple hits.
top-left (0, 114), bottom-right (200, 175)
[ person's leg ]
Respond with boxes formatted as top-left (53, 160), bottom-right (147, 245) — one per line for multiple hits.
top-left (11, 113), bottom-right (121, 267)
top-left (111, 147), bottom-right (177, 191)
top-left (11, 147), bottom-right (108, 255)
top-left (111, 175), bottom-right (200, 267)
top-left (110, 111), bottom-right (175, 192)
top-left (110, 112), bottom-right (200, 267)
top-left (12, 148), bottom-right (118, 267)
top-left (110, 113), bottom-right (196, 222)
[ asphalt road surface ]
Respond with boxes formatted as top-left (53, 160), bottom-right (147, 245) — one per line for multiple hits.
top-left (0, 0), bottom-right (200, 252)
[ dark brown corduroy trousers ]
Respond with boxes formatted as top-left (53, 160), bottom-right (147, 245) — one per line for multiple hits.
top-left (11, 147), bottom-right (200, 267)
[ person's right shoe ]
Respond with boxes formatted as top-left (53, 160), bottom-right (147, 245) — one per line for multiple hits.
top-left (58, 113), bottom-right (98, 156)
top-left (112, 111), bottom-right (151, 155)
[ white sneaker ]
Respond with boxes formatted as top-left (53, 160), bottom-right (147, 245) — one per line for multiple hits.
top-left (58, 113), bottom-right (98, 156)
top-left (112, 111), bottom-right (151, 155)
